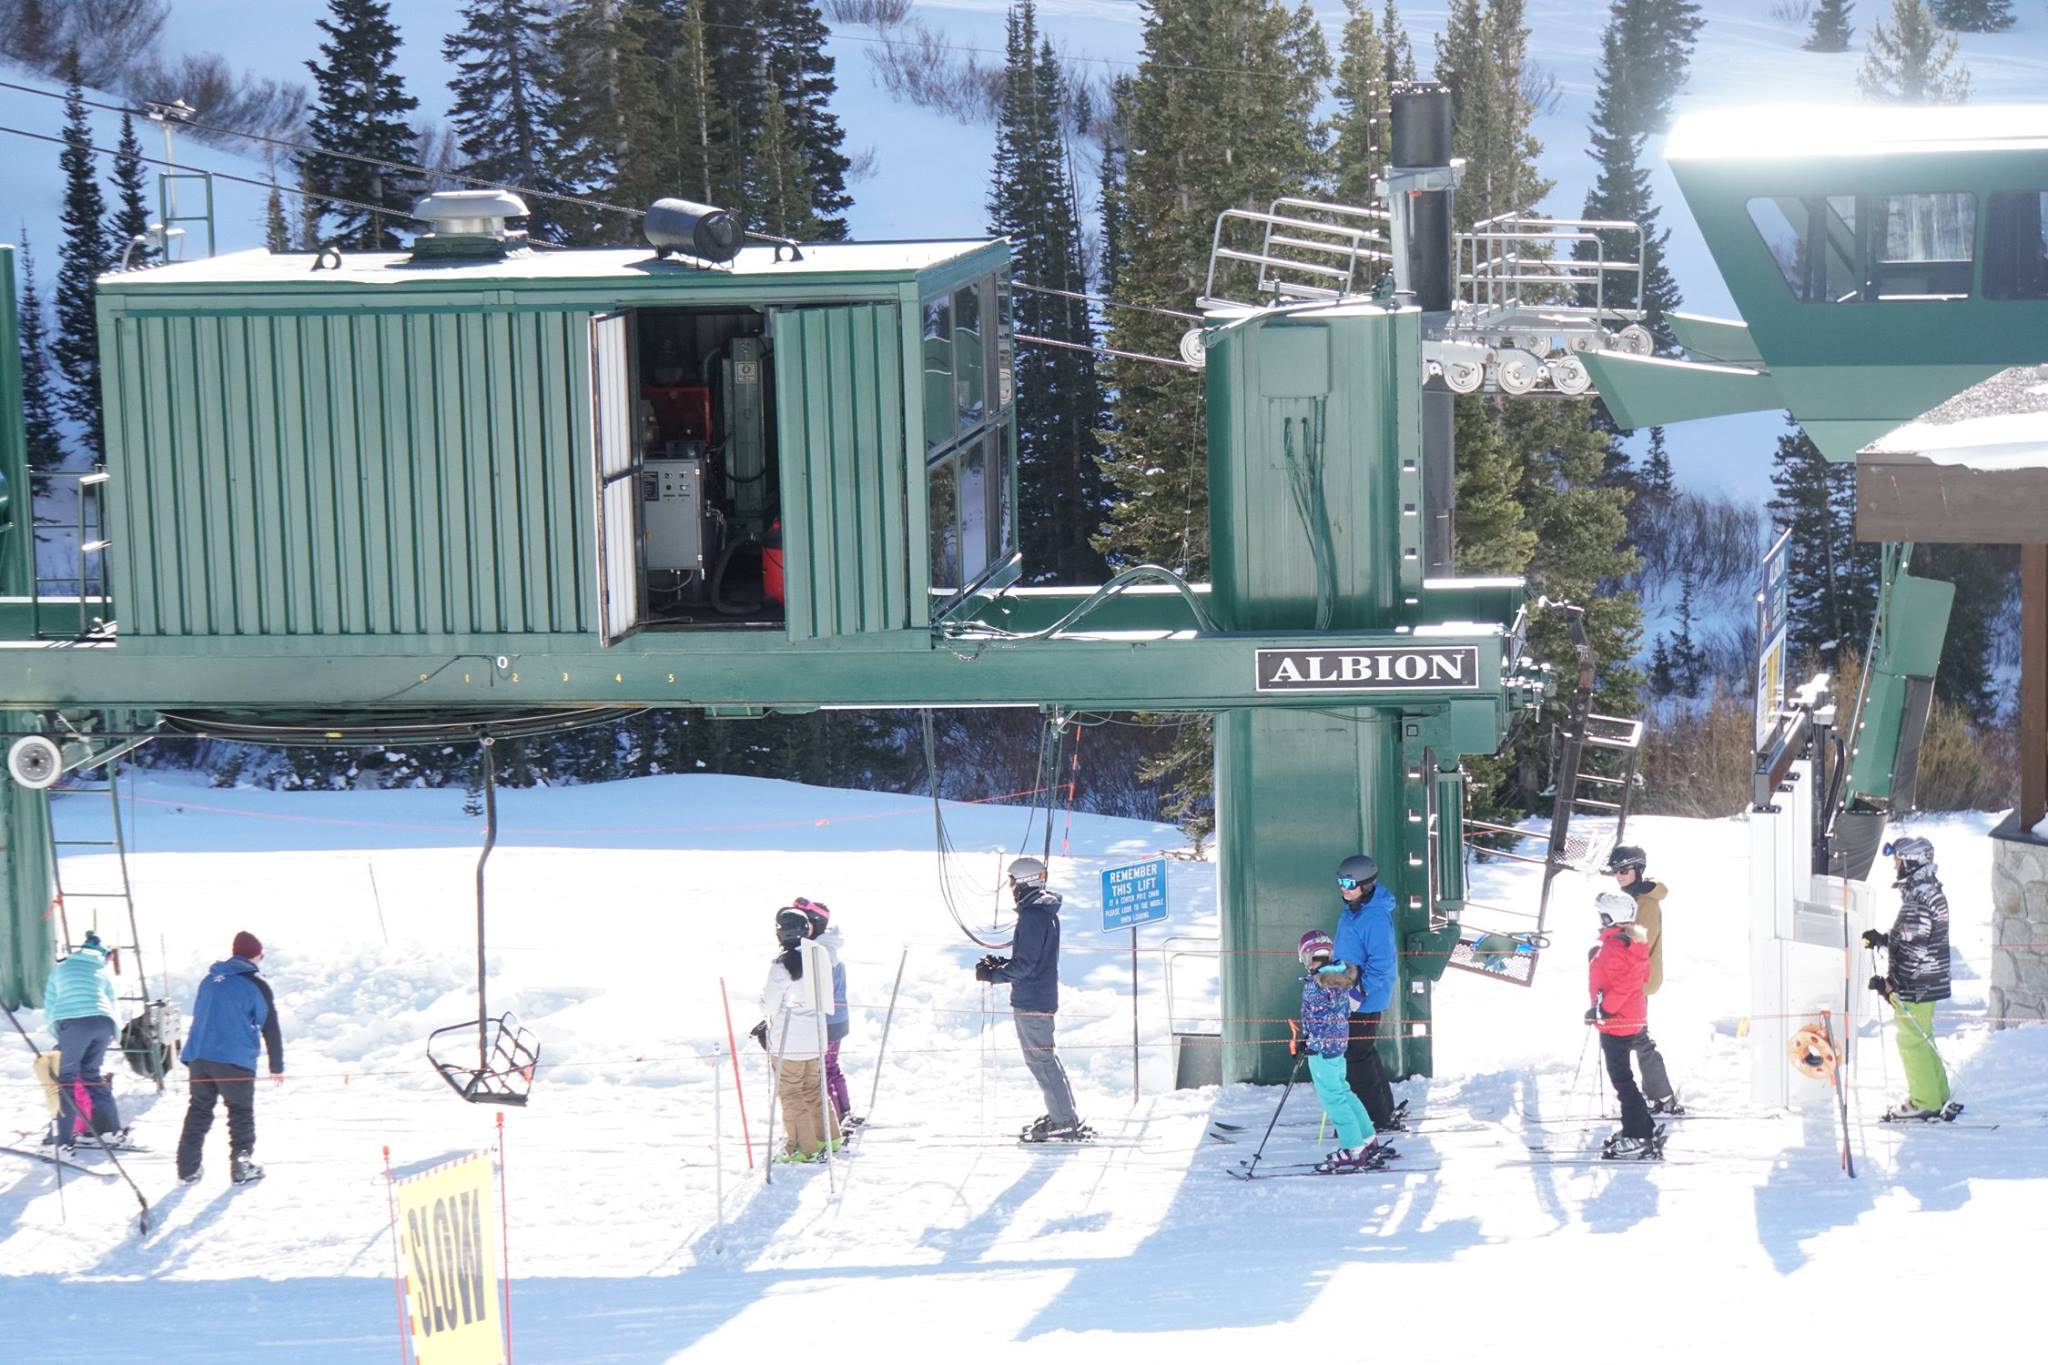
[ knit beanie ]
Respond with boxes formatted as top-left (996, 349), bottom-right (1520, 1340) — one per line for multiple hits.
top-left (232, 930), bottom-right (263, 960)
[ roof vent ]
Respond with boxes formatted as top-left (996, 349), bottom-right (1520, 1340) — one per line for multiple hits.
top-left (410, 190), bottom-right (530, 260)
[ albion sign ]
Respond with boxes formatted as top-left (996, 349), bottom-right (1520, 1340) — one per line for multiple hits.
top-left (1255, 645), bottom-right (1481, 693)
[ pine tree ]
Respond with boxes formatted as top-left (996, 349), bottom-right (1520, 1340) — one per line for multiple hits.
top-left (1096, 74), bottom-right (1133, 297)
top-left (1648, 636), bottom-right (1676, 698)
top-left (1807, 0), bottom-right (1855, 52)
top-left (748, 75), bottom-right (813, 237)
top-left (443, 0), bottom-right (568, 242)
top-left (759, 0), bottom-right (852, 239)
top-left (1930, 0), bottom-right (2014, 33)
top-left (1858, 0), bottom-right (1971, 104)
top-left (1096, 0), bottom-right (1331, 577)
top-left (15, 231), bottom-right (65, 478)
top-left (1768, 418), bottom-right (1876, 664)
top-left (1669, 569), bottom-right (1705, 697)
top-left (109, 112), bottom-right (152, 269)
top-left (1439, 4), bottom-right (1643, 809)
top-left (1333, 0), bottom-right (1391, 208)
top-left (1911, 542), bottom-right (2011, 721)
top-left (265, 181), bottom-right (291, 252)
top-left (1641, 427), bottom-right (1675, 500)
top-left (991, 5), bottom-right (1108, 585)
top-left (1433, 0), bottom-right (1550, 228)
top-left (1094, 0), bottom-right (1331, 841)
top-left (299, 0), bottom-right (423, 251)
top-left (1380, 0), bottom-right (1417, 88)
top-left (1576, 2), bottom-right (1683, 350)
top-left (5, 0), bottom-right (58, 66)
top-left (547, 1), bottom-right (645, 244)
top-left (1635, 0), bottom-right (1703, 134)
top-left (54, 56), bottom-right (110, 462)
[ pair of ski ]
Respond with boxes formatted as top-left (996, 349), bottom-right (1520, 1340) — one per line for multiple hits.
top-left (1228, 1146), bottom-right (1437, 1181)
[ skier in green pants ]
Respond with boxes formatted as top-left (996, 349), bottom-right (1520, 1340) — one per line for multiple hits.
top-left (1862, 836), bottom-right (1955, 1121)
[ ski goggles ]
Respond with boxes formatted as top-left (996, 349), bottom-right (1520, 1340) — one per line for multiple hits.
top-left (1336, 876), bottom-right (1366, 891)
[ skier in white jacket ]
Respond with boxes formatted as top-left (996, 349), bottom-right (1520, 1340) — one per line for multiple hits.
top-left (754, 906), bottom-right (841, 1162)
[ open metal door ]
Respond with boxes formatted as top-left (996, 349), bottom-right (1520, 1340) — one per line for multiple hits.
top-left (589, 311), bottom-right (642, 645)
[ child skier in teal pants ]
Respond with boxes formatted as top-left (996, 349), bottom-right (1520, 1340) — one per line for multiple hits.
top-left (1297, 930), bottom-right (1382, 1173)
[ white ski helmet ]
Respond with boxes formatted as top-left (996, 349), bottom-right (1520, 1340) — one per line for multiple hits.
top-left (1007, 856), bottom-right (1048, 887)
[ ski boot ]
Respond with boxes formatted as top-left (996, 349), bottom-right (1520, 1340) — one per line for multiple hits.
top-left (1314, 1143), bottom-right (1389, 1174)
top-left (231, 1152), bottom-right (266, 1185)
top-left (1023, 1118), bottom-right (1093, 1144)
top-left (178, 1169), bottom-right (202, 1186)
top-left (1018, 1114), bottom-right (1053, 1140)
top-left (1649, 1096), bottom-right (1686, 1118)
top-left (1600, 1126), bottom-right (1666, 1161)
top-left (1883, 1100), bottom-right (1941, 1122)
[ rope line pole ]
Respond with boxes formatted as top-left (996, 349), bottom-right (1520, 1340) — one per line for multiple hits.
top-left (496, 1112), bottom-right (514, 1363)
top-left (381, 1146), bottom-right (412, 1365)
top-left (718, 979), bottom-right (754, 1169)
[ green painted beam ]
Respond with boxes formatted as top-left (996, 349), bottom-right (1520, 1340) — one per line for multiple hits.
top-left (1667, 312), bottom-right (1762, 366)
top-left (0, 625), bottom-right (1524, 727)
top-left (1579, 351), bottom-right (1782, 427)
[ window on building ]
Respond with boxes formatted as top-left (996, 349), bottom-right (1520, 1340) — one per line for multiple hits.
top-left (1748, 193), bottom-right (1977, 303)
top-left (1985, 191), bottom-right (2048, 300)
top-left (921, 271), bottom-right (1018, 609)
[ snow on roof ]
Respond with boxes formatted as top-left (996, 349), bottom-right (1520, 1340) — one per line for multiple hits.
top-left (100, 238), bottom-right (1001, 289)
top-left (1861, 365), bottom-right (2048, 471)
top-left (1667, 104), bottom-right (2048, 163)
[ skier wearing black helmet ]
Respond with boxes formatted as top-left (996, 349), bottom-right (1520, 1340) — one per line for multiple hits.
top-left (754, 905), bottom-right (841, 1162)
top-left (974, 856), bottom-right (1088, 1142)
top-left (1332, 853), bottom-right (1400, 1133)
top-left (1863, 836), bottom-right (1956, 1121)
top-left (1602, 843), bottom-right (1683, 1116)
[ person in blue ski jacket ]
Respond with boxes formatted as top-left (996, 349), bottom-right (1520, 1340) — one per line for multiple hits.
top-left (42, 931), bottom-right (125, 1148)
top-left (1332, 852), bottom-right (1400, 1133)
top-left (176, 931), bottom-right (284, 1185)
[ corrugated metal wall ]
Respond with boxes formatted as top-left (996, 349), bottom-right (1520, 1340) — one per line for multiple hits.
top-left (773, 303), bottom-right (912, 639)
top-left (103, 308), bottom-right (593, 638)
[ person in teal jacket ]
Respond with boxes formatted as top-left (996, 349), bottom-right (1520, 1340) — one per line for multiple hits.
top-left (43, 931), bottom-right (125, 1148)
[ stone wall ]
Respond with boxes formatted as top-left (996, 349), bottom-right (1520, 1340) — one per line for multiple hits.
top-left (1990, 819), bottom-right (2048, 1025)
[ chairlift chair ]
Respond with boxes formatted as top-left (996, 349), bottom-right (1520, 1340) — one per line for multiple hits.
top-left (427, 736), bottom-right (542, 1106)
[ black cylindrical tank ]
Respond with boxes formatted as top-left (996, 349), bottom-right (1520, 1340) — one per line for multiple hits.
top-left (645, 199), bottom-right (743, 264)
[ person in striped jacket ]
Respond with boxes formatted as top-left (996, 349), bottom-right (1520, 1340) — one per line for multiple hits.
top-left (1863, 836), bottom-right (1956, 1121)
top-left (42, 931), bottom-right (125, 1149)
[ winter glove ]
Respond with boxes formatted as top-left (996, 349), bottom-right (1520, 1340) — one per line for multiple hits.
top-left (1867, 975), bottom-right (1893, 1000)
top-left (748, 1020), bottom-right (768, 1050)
top-left (1584, 1007), bottom-right (1597, 1025)
top-left (1587, 945), bottom-right (1599, 962)
top-left (1861, 930), bottom-right (1888, 949)
top-left (974, 955), bottom-right (1009, 983)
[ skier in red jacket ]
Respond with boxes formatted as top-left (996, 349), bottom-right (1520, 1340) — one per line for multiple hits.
top-left (1587, 892), bottom-right (1660, 1159)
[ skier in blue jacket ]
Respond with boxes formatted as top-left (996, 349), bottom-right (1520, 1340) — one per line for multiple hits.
top-left (175, 931), bottom-right (284, 1185)
top-left (1332, 853), bottom-right (1400, 1133)
top-left (42, 931), bottom-right (125, 1149)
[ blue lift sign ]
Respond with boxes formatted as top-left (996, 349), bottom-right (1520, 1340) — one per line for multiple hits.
top-left (1101, 859), bottom-right (1169, 932)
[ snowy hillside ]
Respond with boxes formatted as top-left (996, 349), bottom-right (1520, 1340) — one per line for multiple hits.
top-left (4, 774), bottom-right (2043, 1360)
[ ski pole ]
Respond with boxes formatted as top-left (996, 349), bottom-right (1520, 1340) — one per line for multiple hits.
top-left (861, 946), bottom-right (908, 1136)
top-left (762, 1008), bottom-right (792, 1186)
top-left (1242, 1049), bottom-right (1306, 1179)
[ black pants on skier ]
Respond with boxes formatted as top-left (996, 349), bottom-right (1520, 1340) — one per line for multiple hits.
top-left (1600, 1032), bottom-right (1655, 1138)
top-left (1346, 1011), bottom-right (1398, 1131)
top-left (1624, 1029), bottom-right (1675, 1106)
top-left (177, 1059), bottom-right (258, 1179)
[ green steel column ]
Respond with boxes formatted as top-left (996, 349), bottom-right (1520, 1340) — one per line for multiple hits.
top-left (0, 722), bottom-right (56, 1011)
top-left (1217, 707), bottom-right (1411, 1082)
top-left (1208, 303), bottom-right (1440, 1082)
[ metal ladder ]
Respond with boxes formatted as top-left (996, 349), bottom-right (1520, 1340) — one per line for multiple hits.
top-left (49, 752), bottom-right (175, 1091)
top-left (1446, 605), bottom-right (1643, 987)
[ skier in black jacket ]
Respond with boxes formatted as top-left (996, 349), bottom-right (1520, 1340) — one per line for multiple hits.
top-left (975, 857), bottom-right (1087, 1141)
top-left (1862, 836), bottom-right (1955, 1121)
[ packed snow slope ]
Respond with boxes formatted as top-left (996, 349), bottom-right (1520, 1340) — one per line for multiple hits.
top-left (2, 773), bottom-right (2042, 1361)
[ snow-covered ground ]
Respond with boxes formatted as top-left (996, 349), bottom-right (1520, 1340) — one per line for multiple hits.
top-left (4, 773), bottom-right (2042, 1360)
